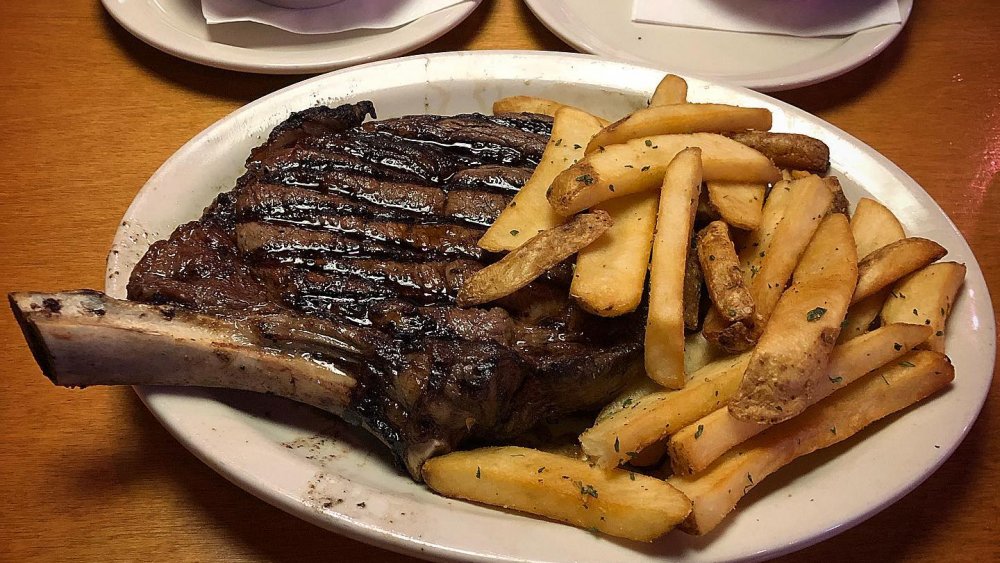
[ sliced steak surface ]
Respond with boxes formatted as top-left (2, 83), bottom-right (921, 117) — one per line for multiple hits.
top-left (127, 102), bottom-right (643, 478)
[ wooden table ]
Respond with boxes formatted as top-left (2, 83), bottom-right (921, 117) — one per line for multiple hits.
top-left (1, 1), bottom-right (997, 561)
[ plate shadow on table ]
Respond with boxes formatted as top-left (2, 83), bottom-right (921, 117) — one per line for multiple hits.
top-left (774, 1), bottom-right (919, 114)
top-left (106, 387), bottom-right (422, 563)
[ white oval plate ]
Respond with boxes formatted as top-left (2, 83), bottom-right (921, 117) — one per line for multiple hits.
top-left (523, 0), bottom-right (912, 92)
top-left (101, 0), bottom-right (482, 74)
top-left (106, 51), bottom-right (995, 562)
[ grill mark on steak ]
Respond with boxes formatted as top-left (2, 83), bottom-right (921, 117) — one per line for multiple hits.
top-left (127, 101), bottom-right (642, 479)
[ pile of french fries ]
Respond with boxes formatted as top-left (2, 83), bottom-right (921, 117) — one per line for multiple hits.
top-left (426, 75), bottom-right (964, 543)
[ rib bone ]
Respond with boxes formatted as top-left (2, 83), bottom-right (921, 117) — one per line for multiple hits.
top-left (9, 290), bottom-right (356, 416)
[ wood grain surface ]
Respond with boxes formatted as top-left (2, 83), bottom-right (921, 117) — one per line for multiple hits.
top-left (1, 1), bottom-right (998, 561)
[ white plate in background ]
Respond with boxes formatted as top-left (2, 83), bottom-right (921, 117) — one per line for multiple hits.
top-left (105, 51), bottom-right (994, 562)
top-left (523, 0), bottom-right (913, 92)
top-left (101, 0), bottom-right (482, 74)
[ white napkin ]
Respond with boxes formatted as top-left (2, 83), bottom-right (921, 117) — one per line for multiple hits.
top-left (632, 0), bottom-right (902, 38)
top-left (202, 0), bottom-right (470, 35)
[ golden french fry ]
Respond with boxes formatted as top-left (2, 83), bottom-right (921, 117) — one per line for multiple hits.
top-left (669, 350), bottom-right (953, 535)
top-left (698, 221), bottom-right (755, 325)
top-left (880, 261), bottom-right (967, 353)
top-left (853, 237), bottom-right (947, 303)
top-left (650, 74), bottom-right (688, 106)
top-left (571, 192), bottom-right (658, 316)
top-left (547, 133), bottom-right (781, 216)
top-left (646, 148), bottom-right (703, 389)
top-left (580, 352), bottom-right (752, 469)
top-left (851, 197), bottom-right (906, 260)
top-left (838, 291), bottom-right (888, 343)
top-left (668, 323), bottom-right (932, 475)
top-left (421, 446), bottom-right (692, 542)
top-left (492, 96), bottom-right (569, 117)
top-left (729, 213), bottom-right (858, 424)
top-left (586, 104), bottom-right (772, 154)
top-left (706, 182), bottom-right (766, 231)
top-left (723, 131), bottom-right (830, 173)
top-left (458, 212), bottom-right (612, 306)
top-left (480, 107), bottom-right (606, 251)
top-left (736, 178), bottom-right (794, 279)
top-left (748, 175), bottom-right (835, 327)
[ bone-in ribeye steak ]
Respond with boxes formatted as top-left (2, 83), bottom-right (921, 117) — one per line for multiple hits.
top-left (119, 102), bottom-right (643, 478)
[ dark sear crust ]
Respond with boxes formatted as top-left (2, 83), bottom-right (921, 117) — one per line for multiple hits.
top-left (126, 102), bottom-right (644, 479)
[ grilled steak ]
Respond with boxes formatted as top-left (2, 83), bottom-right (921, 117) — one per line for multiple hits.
top-left (19, 102), bottom-right (645, 479)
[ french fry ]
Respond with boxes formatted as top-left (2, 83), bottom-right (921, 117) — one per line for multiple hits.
top-left (824, 176), bottom-right (850, 216)
top-left (729, 213), bottom-right (858, 424)
top-left (669, 323), bottom-right (933, 475)
top-left (881, 262), bottom-right (967, 353)
top-left (491, 96), bottom-right (569, 117)
top-left (650, 73), bottom-right (688, 106)
top-left (701, 309), bottom-right (756, 354)
top-left (547, 133), bottom-right (781, 216)
top-left (669, 350), bottom-right (954, 535)
top-left (851, 197), bottom-right (906, 260)
top-left (570, 192), bottom-right (658, 316)
top-left (586, 104), bottom-right (772, 154)
top-left (837, 198), bottom-right (907, 342)
top-left (698, 221), bottom-right (754, 325)
top-left (838, 291), bottom-right (888, 343)
top-left (480, 107), bottom-right (606, 251)
top-left (645, 148), bottom-right (703, 389)
top-left (421, 446), bottom-right (692, 542)
top-left (736, 178), bottom-right (794, 279)
top-left (723, 131), bottom-right (830, 173)
top-left (595, 374), bottom-right (663, 424)
top-left (458, 212), bottom-right (612, 306)
top-left (579, 352), bottom-right (752, 468)
top-left (684, 330), bottom-right (723, 375)
top-left (747, 175), bottom-right (835, 327)
top-left (853, 237), bottom-right (947, 303)
top-left (706, 182), bottom-right (766, 231)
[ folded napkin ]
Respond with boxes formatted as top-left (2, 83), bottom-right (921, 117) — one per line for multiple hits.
top-left (632, 0), bottom-right (902, 38)
top-left (203, 0), bottom-right (470, 35)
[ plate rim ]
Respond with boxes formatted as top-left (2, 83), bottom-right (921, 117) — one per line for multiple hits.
top-left (108, 50), bottom-right (995, 562)
top-left (100, 0), bottom-right (483, 74)
top-left (522, 0), bottom-right (913, 92)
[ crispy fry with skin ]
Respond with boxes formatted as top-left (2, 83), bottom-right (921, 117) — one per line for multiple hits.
top-left (458, 212), bottom-right (612, 306)
top-left (480, 107), bottom-right (606, 251)
top-left (853, 237), bottom-right (947, 304)
top-left (586, 104), bottom-right (772, 154)
top-left (579, 352), bottom-right (752, 468)
top-left (747, 175), bottom-right (834, 327)
top-left (851, 197), bottom-right (906, 260)
top-left (723, 131), bottom-right (830, 173)
top-left (646, 148), bottom-right (703, 389)
top-left (421, 446), bottom-right (692, 542)
top-left (547, 133), bottom-right (781, 216)
top-left (824, 176), bottom-right (850, 216)
top-left (881, 262), bottom-right (967, 353)
top-left (701, 309), bottom-right (755, 354)
top-left (706, 182), bottom-right (766, 231)
top-left (668, 323), bottom-right (933, 475)
top-left (669, 350), bottom-right (953, 535)
top-left (730, 214), bottom-right (858, 424)
top-left (571, 192), bottom-right (658, 316)
top-left (698, 221), bottom-right (754, 324)
top-left (650, 74), bottom-right (688, 106)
